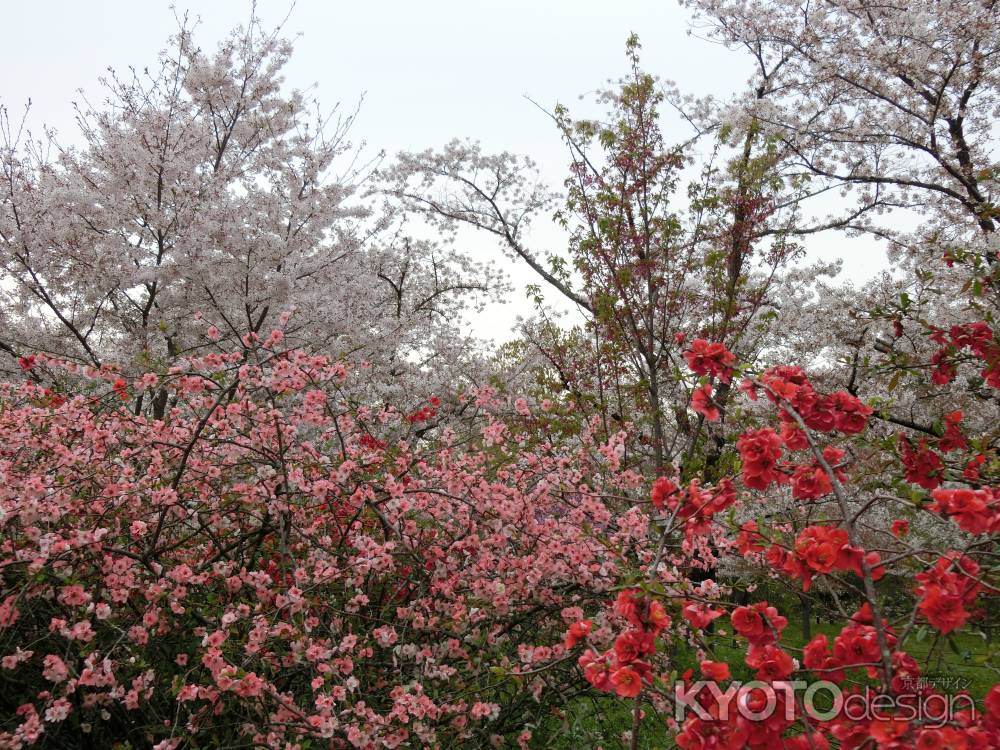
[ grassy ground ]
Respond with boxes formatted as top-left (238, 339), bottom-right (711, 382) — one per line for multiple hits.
top-left (534, 617), bottom-right (999, 749)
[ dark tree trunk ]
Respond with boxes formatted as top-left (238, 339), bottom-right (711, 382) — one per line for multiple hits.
top-left (799, 593), bottom-right (812, 641)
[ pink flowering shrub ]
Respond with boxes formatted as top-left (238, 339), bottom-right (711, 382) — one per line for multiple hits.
top-left (0, 341), bottom-right (648, 748)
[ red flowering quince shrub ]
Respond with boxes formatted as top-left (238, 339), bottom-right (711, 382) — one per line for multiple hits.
top-left (560, 336), bottom-right (1000, 749)
top-left (0, 338), bottom-right (650, 749)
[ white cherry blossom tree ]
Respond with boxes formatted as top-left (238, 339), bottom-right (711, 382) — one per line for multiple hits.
top-left (0, 15), bottom-right (499, 409)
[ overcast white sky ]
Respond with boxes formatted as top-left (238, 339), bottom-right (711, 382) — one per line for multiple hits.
top-left (1, 0), bottom-right (889, 343)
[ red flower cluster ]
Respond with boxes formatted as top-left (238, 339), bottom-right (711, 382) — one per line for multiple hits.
top-left (794, 525), bottom-right (849, 574)
top-left (803, 605), bottom-right (898, 682)
top-left (915, 555), bottom-right (983, 634)
top-left (745, 643), bottom-right (794, 681)
top-left (736, 427), bottom-right (784, 490)
top-left (939, 410), bottom-right (968, 452)
top-left (829, 701), bottom-right (993, 749)
top-left (930, 349), bottom-right (958, 385)
top-left (699, 660), bottom-right (729, 681)
top-left (575, 590), bottom-right (670, 699)
top-left (751, 366), bottom-right (872, 435)
top-left (790, 446), bottom-right (845, 500)
top-left (928, 321), bottom-right (1000, 388)
top-left (563, 619), bottom-right (592, 649)
top-left (736, 370), bottom-right (871, 495)
top-left (930, 488), bottom-right (1000, 535)
top-left (684, 339), bottom-right (736, 383)
top-left (691, 383), bottom-right (720, 421)
top-left (905, 683), bottom-right (1000, 748)
top-left (735, 520), bottom-right (765, 555)
top-left (730, 602), bottom-right (787, 646)
top-left (676, 653), bottom-right (808, 750)
top-left (764, 526), bottom-right (885, 592)
top-left (802, 633), bottom-right (843, 682)
top-left (676, 705), bottom-right (815, 750)
top-left (405, 404), bottom-right (438, 423)
top-left (112, 377), bottom-right (128, 401)
top-left (614, 589), bottom-right (671, 633)
top-left (674, 604), bottom-right (801, 750)
top-left (681, 601), bottom-right (725, 630)
top-left (649, 478), bottom-right (738, 538)
top-left (833, 626), bottom-right (894, 681)
top-left (358, 433), bottom-right (387, 451)
top-left (899, 435), bottom-right (945, 489)
top-left (578, 648), bottom-right (651, 698)
top-left (965, 453), bottom-right (987, 481)
top-left (650, 476), bottom-right (678, 510)
top-left (802, 611), bottom-right (1000, 748)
